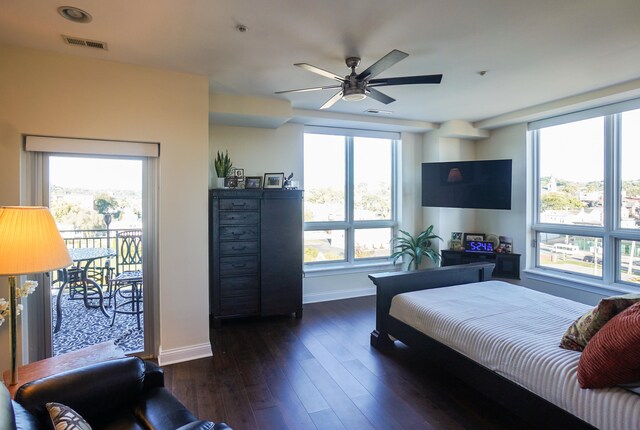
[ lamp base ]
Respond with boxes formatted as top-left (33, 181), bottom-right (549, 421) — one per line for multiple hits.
top-left (9, 275), bottom-right (18, 385)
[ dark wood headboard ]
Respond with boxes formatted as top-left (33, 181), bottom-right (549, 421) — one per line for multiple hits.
top-left (368, 263), bottom-right (495, 347)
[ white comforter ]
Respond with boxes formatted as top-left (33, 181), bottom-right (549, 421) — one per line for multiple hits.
top-left (388, 280), bottom-right (640, 430)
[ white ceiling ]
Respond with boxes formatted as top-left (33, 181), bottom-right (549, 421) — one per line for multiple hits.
top-left (1, 0), bottom-right (640, 124)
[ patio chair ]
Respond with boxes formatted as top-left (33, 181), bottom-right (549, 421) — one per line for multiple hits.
top-left (106, 230), bottom-right (143, 329)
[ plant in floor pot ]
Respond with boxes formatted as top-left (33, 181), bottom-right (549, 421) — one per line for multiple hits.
top-left (214, 150), bottom-right (233, 188)
top-left (391, 225), bottom-right (442, 270)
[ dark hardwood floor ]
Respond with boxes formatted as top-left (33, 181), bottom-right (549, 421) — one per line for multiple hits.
top-left (163, 296), bottom-right (533, 430)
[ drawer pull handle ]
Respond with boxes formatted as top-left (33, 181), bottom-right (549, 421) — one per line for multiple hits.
top-left (232, 246), bottom-right (246, 250)
top-left (232, 263), bottom-right (246, 268)
top-left (231, 231), bottom-right (244, 236)
top-left (231, 202), bottom-right (247, 207)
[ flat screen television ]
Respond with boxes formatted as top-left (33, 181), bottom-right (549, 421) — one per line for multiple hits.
top-left (421, 159), bottom-right (512, 210)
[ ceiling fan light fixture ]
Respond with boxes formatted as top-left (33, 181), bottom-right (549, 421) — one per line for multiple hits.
top-left (342, 87), bottom-right (366, 102)
top-left (277, 49), bottom-right (442, 109)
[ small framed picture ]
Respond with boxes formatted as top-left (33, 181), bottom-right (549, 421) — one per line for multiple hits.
top-left (498, 235), bottom-right (513, 254)
top-left (450, 240), bottom-right (463, 251)
top-left (224, 177), bottom-right (238, 188)
top-left (245, 176), bottom-right (262, 189)
top-left (463, 233), bottom-right (484, 248)
top-left (263, 172), bottom-right (285, 189)
top-left (232, 168), bottom-right (245, 181)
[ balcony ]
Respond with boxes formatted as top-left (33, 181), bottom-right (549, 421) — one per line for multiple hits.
top-left (52, 228), bottom-right (143, 356)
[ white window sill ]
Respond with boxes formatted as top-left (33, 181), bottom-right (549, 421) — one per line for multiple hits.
top-left (304, 261), bottom-right (399, 277)
top-left (523, 268), bottom-right (639, 297)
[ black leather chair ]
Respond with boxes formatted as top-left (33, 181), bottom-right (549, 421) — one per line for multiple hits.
top-left (1, 356), bottom-right (231, 430)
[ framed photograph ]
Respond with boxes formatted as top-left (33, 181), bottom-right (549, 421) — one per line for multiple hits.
top-left (451, 232), bottom-right (462, 241)
top-left (463, 233), bottom-right (484, 248)
top-left (263, 172), bottom-right (285, 189)
top-left (498, 235), bottom-right (513, 254)
top-left (224, 177), bottom-right (238, 188)
top-left (245, 176), bottom-right (262, 189)
top-left (232, 167), bottom-right (245, 181)
top-left (450, 240), bottom-right (463, 251)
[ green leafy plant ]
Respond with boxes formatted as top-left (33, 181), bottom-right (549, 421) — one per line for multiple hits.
top-left (391, 226), bottom-right (442, 270)
top-left (94, 194), bottom-right (122, 218)
top-left (214, 150), bottom-right (233, 178)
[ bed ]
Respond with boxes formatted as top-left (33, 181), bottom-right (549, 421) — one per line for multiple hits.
top-left (369, 263), bottom-right (640, 430)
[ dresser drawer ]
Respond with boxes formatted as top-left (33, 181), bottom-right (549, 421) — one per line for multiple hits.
top-left (220, 241), bottom-right (258, 256)
top-left (219, 226), bottom-right (259, 241)
top-left (220, 293), bottom-right (259, 315)
top-left (219, 211), bottom-right (259, 225)
top-left (220, 256), bottom-right (259, 276)
top-left (219, 199), bottom-right (259, 211)
top-left (220, 275), bottom-right (259, 297)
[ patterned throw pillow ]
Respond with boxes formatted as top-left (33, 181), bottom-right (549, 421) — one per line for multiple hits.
top-left (559, 293), bottom-right (640, 351)
top-left (577, 301), bottom-right (640, 388)
top-left (46, 402), bottom-right (92, 430)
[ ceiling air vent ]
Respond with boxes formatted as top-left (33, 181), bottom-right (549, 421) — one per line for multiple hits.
top-left (62, 35), bottom-right (108, 50)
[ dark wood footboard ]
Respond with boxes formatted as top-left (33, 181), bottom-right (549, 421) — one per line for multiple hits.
top-left (368, 262), bottom-right (495, 348)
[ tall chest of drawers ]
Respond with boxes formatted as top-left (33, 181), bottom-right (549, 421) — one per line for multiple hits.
top-left (209, 189), bottom-right (303, 326)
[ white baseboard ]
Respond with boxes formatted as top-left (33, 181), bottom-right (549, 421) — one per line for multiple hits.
top-left (303, 286), bottom-right (375, 304)
top-left (157, 342), bottom-right (212, 366)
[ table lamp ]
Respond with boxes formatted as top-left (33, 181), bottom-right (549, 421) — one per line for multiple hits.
top-left (0, 206), bottom-right (71, 385)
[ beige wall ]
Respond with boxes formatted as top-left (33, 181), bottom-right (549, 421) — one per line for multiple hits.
top-left (422, 132), bottom-right (477, 253)
top-left (475, 124), bottom-right (528, 263)
top-left (0, 44), bottom-right (211, 369)
top-left (209, 123), bottom-right (304, 185)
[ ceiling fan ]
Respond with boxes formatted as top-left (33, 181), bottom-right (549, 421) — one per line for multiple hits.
top-left (275, 49), bottom-right (442, 110)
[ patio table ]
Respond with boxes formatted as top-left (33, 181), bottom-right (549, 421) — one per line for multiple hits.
top-left (54, 247), bottom-right (116, 333)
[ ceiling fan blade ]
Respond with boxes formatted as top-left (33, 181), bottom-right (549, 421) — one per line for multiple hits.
top-left (368, 74), bottom-right (443, 87)
top-left (275, 85), bottom-right (341, 94)
top-left (295, 63), bottom-right (345, 82)
top-left (320, 91), bottom-right (344, 109)
top-left (366, 88), bottom-right (395, 105)
top-left (356, 49), bottom-right (409, 81)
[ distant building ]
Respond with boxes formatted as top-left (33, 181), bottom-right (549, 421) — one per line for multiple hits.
top-left (542, 175), bottom-right (558, 193)
top-left (579, 190), bottom-right (603, 207)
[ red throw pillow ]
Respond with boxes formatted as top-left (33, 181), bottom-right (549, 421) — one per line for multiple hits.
top-left (578, 301), bottom-right (640, 389)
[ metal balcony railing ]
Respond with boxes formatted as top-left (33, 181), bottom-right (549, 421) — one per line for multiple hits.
top-left (54, 228), bottom-right (143, 285)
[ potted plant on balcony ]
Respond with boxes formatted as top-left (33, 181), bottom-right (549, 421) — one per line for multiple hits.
top-left (391, 225), bottom-right (442, 270)
top-left (214, 150), bottom-right (233, 188)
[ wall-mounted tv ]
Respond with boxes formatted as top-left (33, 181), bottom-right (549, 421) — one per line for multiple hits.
top-left (421, 159), bottom-right (512, 210)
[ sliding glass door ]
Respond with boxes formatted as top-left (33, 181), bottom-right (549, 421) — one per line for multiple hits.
top-left (24, 148), bottom-right (157, 361)
top-left (47, 155), bottom-right (145, 356)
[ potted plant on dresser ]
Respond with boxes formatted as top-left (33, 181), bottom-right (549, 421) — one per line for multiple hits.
top-left (214, 150), bottom-right (233, 188)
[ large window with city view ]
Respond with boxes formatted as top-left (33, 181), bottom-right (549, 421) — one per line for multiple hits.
top-left (303, 129), bottom-right (397, 266)
top-left (532, 102), bottom-right (640, 287)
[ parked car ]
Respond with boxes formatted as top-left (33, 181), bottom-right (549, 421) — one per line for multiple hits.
top-left (583, 255), bottom-right (602, 264)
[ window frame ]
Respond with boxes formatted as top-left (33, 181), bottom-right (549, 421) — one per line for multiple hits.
top-left (303, 127), bottom-right (399, 271)
top-left (530, 98), bottom-right (640, 289)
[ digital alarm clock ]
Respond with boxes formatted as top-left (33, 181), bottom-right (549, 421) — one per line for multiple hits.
top-left (465, 240), bottom-right (495, 253)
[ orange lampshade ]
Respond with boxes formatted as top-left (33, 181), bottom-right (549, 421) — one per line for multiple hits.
top-left (0, 206), bottom-right (72, 276)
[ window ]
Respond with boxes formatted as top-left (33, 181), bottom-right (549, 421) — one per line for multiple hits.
top-left (303, 128), bottom-right (397, 267)
top-left (531, 100), bottom-right (640, 287)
